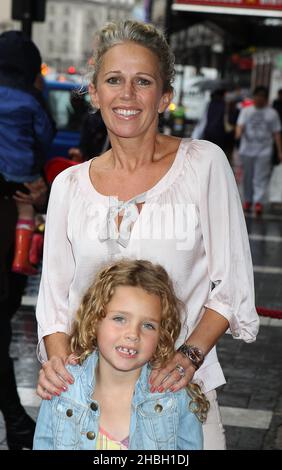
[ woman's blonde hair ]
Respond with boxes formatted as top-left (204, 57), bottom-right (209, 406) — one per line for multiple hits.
top-left (91, 20), bottom-right (175, 93)
top-left (70, 258), bottom-right (209, 422)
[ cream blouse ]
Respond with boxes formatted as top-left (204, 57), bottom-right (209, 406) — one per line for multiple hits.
top-left (36, 138), bottom-right (259, 393)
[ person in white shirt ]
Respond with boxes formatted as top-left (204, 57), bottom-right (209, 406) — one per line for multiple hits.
top-left (236, 85), bottom-right (282, 216)
top-left (35, 20), bottom-right (259, 450)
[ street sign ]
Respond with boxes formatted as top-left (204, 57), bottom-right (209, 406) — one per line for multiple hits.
top-left (173, 0), bottom-right (282, 17)
top-left (12, 0), bottom-right (46, 22)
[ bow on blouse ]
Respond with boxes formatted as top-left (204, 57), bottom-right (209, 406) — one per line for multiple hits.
top-left (98, 193), bottom-right (146, 250)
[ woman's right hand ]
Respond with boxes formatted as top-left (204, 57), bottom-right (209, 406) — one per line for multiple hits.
top-left (36, 354), bottom-right (78, 400)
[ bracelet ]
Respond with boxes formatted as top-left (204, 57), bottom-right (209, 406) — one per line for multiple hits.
top-left (177, 344), bottom-right (204, 370)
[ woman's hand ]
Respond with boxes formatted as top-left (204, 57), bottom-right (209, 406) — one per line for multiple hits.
top-left (36, 354), bottom-right (78, 400)
top-left (149, 351), bottom-right (196, 393)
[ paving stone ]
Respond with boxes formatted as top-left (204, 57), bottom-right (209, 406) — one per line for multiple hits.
top-left (223, 380), bottom-right (258, 396)
top-left (237, 428), bottom-right (266, 450)
top-left (224, 426), bottom-right (241, 450)
top-left (269, 319), bottom-right (282, 327)
top-left (218, 392), bottom-right (251, 409)
top-left (249, 398), bottom-right (279, 412)
top-left (263, 414), bottom-right (282, 450)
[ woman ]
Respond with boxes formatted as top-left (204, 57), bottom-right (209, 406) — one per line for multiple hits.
top-left (36, 20), bottom-right (259, 449)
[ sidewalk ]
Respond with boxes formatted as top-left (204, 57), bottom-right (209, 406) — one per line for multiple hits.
top-left (0, 304), bottom-right (281, 450)
top-left (217, 320), bottom-right (282, 449)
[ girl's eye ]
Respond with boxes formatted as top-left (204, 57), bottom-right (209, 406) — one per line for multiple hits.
top-left (113, 316), bottom-right (125, 323)
top-left (143, 322), bottom-right (156, 330)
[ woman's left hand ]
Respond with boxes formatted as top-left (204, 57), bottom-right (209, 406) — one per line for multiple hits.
top-left (149, 351), bottom-right (196, 393)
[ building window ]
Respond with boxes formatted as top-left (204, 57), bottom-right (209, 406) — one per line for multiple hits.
top-left (62, 40), bottom-right (69, 54)
top-left (48, 40), bottom-right (54, 53)
top-left (49, 4), bottom-right (55, 15)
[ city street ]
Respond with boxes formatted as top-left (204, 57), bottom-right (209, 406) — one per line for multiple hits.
top-left (1, 0), bottom-right (282, 455)
top-left (0, 207), bottom-right (281, 450)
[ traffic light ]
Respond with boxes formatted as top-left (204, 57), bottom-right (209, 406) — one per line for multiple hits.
top-left (12, 0), bottom-right (46, 22)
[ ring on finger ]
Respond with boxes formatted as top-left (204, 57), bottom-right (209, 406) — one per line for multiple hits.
top-left (175, 364), bottom-right (185, 378)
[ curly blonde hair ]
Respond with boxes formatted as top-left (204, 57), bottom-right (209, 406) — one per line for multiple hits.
top-left (186, 383), bottom-right (210, 423)
top-left (70, 259), bottom-right (181, 367)
top-left (70, 258), bottom-right (209, 422)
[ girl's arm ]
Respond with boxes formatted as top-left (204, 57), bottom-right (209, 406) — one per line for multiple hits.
top-left (177, 393), bottom-right (204, 450)
top-left (33, 400), bottom-right (55, 450)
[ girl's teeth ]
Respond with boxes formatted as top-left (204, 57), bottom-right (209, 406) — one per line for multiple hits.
top-left (117, 347), bottom-right (137, 355)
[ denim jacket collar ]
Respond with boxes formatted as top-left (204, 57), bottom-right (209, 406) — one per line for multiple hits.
top-left (73, 350), bottom-right (162, 406)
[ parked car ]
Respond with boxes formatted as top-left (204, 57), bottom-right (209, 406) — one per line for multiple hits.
top-left (44, 76), bottom-right (89, 158)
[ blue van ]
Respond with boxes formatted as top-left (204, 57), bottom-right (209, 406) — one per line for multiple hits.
top-left (44, 77), bottom-right (89, 158)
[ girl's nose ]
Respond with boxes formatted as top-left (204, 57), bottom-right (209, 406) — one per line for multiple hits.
top-left (125, 328), bottom-right (139, 342)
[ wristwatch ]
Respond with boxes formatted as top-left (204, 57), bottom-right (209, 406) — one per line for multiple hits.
top-left (177, 344), bottom-right (205, 370)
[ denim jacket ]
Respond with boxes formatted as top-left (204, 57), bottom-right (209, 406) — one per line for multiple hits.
top-left (33, 352), bottom-right (203, 450)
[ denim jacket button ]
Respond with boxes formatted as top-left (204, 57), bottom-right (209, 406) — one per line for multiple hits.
top-left (87, 431), bottom-right (96, 440)
top-left (66, 409), bottom-right (73, 417)
top-left (90, 402), bottom-right (98, 411)
top-left (154, 403), bottom-right (163, 413)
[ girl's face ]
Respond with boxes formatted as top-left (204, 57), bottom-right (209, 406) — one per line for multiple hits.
top-left (97, 285), bottom-right (161, 374)
top-left (89, 42), bottom-right (172, 139)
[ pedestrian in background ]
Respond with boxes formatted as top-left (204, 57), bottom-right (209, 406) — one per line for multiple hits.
top-left (68, 109), bottom-right (110, 162)
top-left (202, 88), bottom-right (228, 153)
top-left (272, 88), bottom-right (282, 166)
top-left (0, 30), bottom-right (53, 449)
top-left (272, 88), bottom-right (282, 124)
top-left (236, 85), bottom-right (282, 216)
top-left (0, 31), bottom-right (55, 276)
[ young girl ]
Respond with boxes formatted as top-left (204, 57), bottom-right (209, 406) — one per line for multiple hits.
top-left (33, 259), bottom-right (208, 450)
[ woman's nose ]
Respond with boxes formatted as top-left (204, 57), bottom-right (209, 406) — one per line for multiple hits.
top-left (121, 81), bottom-right (135, 100)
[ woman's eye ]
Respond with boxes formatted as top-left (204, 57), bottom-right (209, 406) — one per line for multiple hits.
top-left (137, 78), bottom-right (151, 86)
top-left (107, 77), bottom-right (120, 85)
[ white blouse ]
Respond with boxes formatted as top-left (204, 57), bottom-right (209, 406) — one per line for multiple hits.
top-left (36, 138), bottom-right (259, 393)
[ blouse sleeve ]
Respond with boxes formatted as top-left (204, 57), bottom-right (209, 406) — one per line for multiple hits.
top-left (36, 169), bottom-right (76, 362)
top-left (191, 140), bottom-right (259, 342)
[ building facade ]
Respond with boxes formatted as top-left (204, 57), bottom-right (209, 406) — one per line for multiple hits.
top-left (0, 0), bottom-right (136, 70)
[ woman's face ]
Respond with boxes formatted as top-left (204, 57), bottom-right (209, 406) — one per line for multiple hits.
top-left (89, 42), bottom-right (172, 139)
